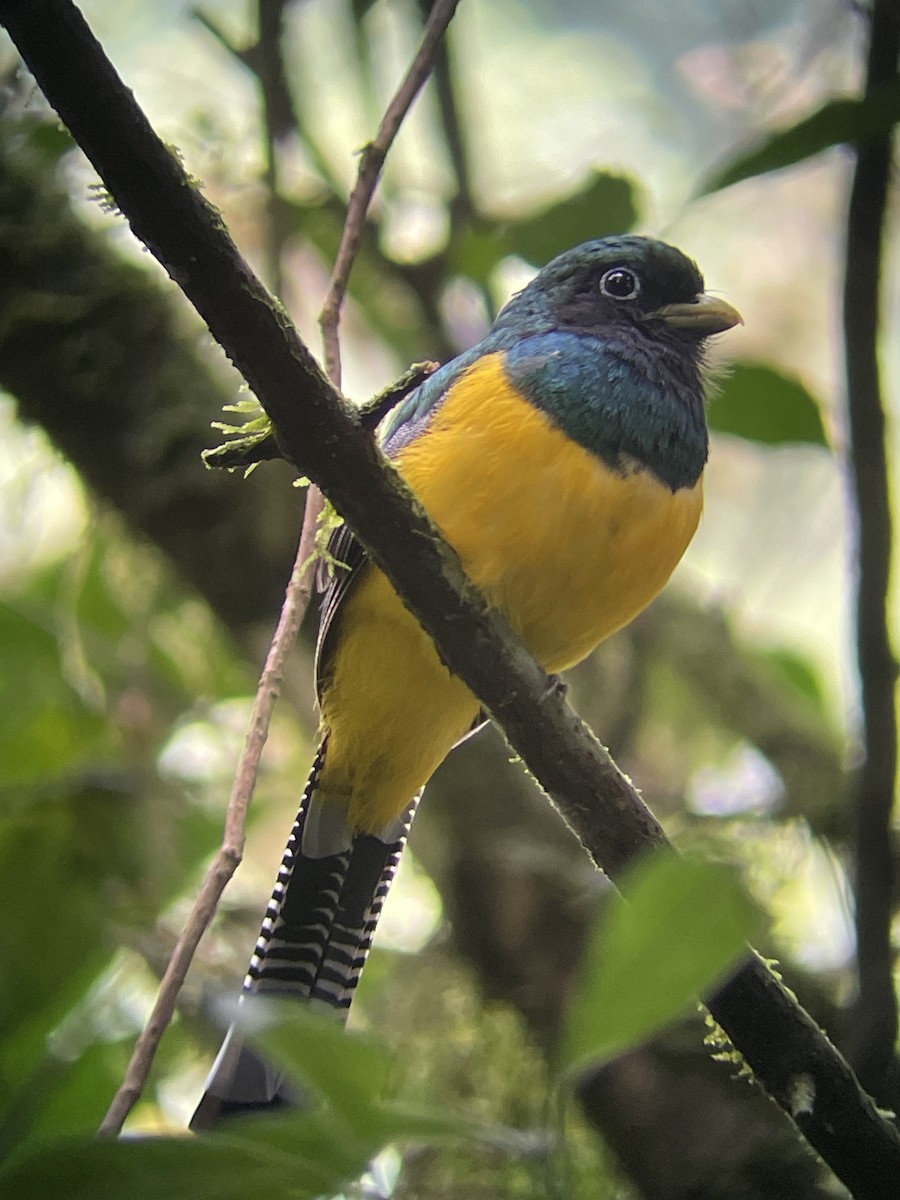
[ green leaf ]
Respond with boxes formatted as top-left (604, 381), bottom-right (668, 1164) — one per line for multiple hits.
top-left (0, 1115), bottom-right (365, 1200)
top-left (14, 1036), bottom-right (132, 1146)
top-left (708, 364), bottom-right (829, 448)
top-left (1, 1007), bottom-right (544, 1199)
top-left (704, 79), bottom-right (900, 193)
top-left (561, 853), bottom-right (757, 1074)
top-left (451, 171), bottom-right (639, 286)
top-left (376, 1101), bottom-right (525, 1152)
top-left (0, 598), bottom-right (111, 783)
top-left (505, 171), bottom-right (639, 265)
top-left (246, 1001), bottom-right (393, 1139)
top-left (451, 224), bottom-right (510, 287)
top-left (0, 790), bottom-right (123, 1111)
top-left (236, 1108), bottom-right (383, 1183)
top-left (0, 1103), bottom-right (533, 1200)
top-left (762, 649), bottom-right (828, 712)
top-left (26, 119), bottom-right (75, 163)
top-left (242, 1006), bottom-right (531, 1150)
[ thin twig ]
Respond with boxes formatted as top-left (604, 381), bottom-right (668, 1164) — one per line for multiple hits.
top-left (99, 505), bottom-right (321, 1135)
top-left (98, 0), bottom-right (457, 1133)
top-left (193, 3), bottom-right (343, 198)
top-left (416, 0), bottom-right (475, 223)
top-left (319, 0), bottom-right (462, 384)
top-left (843, 0), bottom-right (900, 1105)
top-left (194, 2), bottom-right (292, 296)
top-left (196, 3), bottom-right (455, 361)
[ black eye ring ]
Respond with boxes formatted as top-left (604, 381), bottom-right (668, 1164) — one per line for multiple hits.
top-left (600, 267), bottom-right (641, 301)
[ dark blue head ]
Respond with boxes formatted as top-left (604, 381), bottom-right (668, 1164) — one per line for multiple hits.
top-left (492, 236), bottom-right (742, 491)
top-left (493, 235), bottom-right (740, 343)
top-left (383, 236), bottom-right (740, 490)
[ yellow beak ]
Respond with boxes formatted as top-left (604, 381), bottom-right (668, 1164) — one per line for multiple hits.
top-left (654, 293), bottom-right (743, 335)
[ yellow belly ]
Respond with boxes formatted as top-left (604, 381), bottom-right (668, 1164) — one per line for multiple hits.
top-left (319, 353), bottom-right (703, 831)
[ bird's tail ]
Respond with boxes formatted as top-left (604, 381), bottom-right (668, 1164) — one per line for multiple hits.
top-left (190, 740), bottom-right (418, 1130)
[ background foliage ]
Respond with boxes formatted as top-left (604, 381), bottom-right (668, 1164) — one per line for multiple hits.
top-left (0, 1), bottom-right (896, 1196)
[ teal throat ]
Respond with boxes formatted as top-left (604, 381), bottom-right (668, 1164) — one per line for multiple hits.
top-left (503, 330), bottom-right (708, 492)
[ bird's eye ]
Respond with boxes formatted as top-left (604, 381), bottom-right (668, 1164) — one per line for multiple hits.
top-left (600, 267), bottom-right (640, 300)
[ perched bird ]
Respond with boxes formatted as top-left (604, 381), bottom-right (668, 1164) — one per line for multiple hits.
top-left (191, 235), bottom-right (741, 1129)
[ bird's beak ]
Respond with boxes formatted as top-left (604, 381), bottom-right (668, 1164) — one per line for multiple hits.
top-left (653, 293), bottom-right (743, 335)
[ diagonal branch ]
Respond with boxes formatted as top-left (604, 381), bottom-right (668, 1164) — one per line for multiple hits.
top-left (3, 0), bottom-right (900, 1192)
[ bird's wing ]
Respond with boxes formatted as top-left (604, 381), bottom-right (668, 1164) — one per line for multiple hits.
top-left (314, 517), bottom-right (367, 702)
top-left (315, 345), bottom-right (486, 701)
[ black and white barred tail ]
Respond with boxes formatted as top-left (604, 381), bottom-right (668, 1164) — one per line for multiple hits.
top-left (190, 741), bottom-right (419, 1130)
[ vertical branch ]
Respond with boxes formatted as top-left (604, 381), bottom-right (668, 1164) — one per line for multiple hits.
top-left (319, 0), bottom-right (462, 385)
top-left (254, 0), bottom-right (293, 297)
top-left (414, 0), bottom-right (474, 222)
top-left (194, 0), bottom-right (295, 295)
top-left (843, 0), bottom-right (900, 1102)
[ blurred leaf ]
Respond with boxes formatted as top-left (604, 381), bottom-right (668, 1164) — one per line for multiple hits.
top-left (0, 1005), bottom-right (539, 1200)
top-left (351, 0), bottom-right (381, 22)
top-left (708, 364), bottom-right (829, 447)
top-left (0, 535), bottom-right (247, 792)
top-left (704, 79), bottom-right (900, 193)
top-left (505, 172), bottom-right (639, 265)
top-left (0, 1100), bottom-right (529, 1200)
top-left (23, 1036), bottom-right (132, 1143)
top-left (248, 1000), bottom-right (393, 1139)
top-left (0, 1114), bottom-right (367, 1200)
top-left (24, 119), bottom-right (75, 163)
top-left (377, 1101), bottom-right (525, 1152)
top-left (762, 649), bottom-right (828, 713)
top-left (247, 1004), bottom-right (522, 1150)
top-left (0, 528), bottom-right (238, 1148)
top-left (233, 1107), bottom-right (383, 1184)
top-left (0, 598), bottom-right (111, 782)
top-left (0, 786), bottom-right (125, 1110)
top-left (561, 853), bottom-right (757, 1074)
top-left (452, 224), bottom-right (510, 288)
top-left (69, 530), bottom-right (249, 700)
top-left (452, 171), bottom-right (639, 286)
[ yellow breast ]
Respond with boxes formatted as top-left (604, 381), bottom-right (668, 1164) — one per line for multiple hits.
top-left (396, 352), bottom-right (703, 672)
top-left (319, 351), bottom-right (703, 832)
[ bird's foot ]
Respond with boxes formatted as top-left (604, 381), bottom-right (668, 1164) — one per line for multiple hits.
top-left (544, 673), bottom-right (568, 701)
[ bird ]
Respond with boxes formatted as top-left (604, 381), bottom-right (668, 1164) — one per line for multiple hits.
top-left (190, 234), bottom-right (741, 1129)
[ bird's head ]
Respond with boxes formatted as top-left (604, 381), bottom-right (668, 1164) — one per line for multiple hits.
top-left (494, 235), bottom-right (741, 342)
